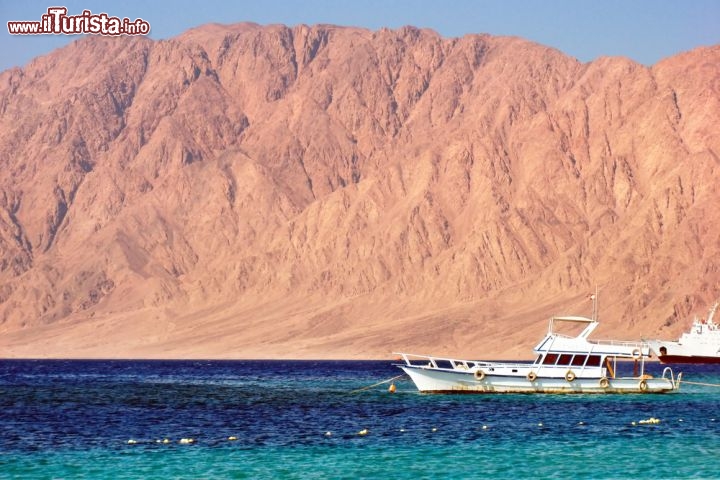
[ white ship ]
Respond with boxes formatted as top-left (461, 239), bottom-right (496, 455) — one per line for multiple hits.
top-left (396, 302), bottom-right (681, 394)
top-left (646, 301), bottom-right (720, 364)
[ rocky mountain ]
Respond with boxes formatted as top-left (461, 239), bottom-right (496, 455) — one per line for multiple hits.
top-left (0, 23), bottom-right (718, 359)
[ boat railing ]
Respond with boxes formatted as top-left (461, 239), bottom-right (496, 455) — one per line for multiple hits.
top-left (394, 352), bottom-right (528, 371)
top-left (662, 367), bottom-right (681, 390)
top-left (396, 352), bottom-right (609, 379)
top-left (588, 339), bottom-right (647, 349)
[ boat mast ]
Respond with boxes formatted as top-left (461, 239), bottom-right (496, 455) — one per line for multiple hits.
top-left (708, 301), bottom-right (719, 324)
top-left (591, 286), bottom-right (598, 321)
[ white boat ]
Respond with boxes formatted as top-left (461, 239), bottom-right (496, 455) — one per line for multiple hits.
top-left (646, 301), bottom-right (720, 364)
top-left (396, 306), bottom-right (681, 394)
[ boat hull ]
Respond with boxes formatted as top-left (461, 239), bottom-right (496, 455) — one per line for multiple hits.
top-left (657, 354), bottom-right (720, 364)
top-left (399, 365), bottom-right (676, 394)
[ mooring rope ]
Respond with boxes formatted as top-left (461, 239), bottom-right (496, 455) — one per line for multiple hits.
top-left (679, 379), bottom-right (720, 388)
top-left (350, 374), bottom-right (405, 394)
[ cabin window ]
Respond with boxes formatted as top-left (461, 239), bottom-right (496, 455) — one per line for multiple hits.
top-left (586, 355), bottom-right (602, 367)
top-left (542, 353), bottom-right (559, 365)
top-left (571, 355), bottom-right (588, 366)
top-left (434, 359), bottom-right (454, 369)
top-left (558, 354), bottom-right (573, 365)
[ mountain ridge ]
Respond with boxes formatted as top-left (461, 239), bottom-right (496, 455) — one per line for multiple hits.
top-left (0, 23), bottom-right (718, 359)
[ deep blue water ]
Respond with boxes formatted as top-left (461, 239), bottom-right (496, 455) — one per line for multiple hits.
top-left (1, 359), bottom-right (720, 479)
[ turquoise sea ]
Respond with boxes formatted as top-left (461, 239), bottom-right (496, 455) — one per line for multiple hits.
top-left (1, 359), bottom-right (719, 479)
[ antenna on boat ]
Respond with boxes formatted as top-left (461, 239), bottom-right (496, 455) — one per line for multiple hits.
top-left (591, 286), bottom-right (598, 321)
top-left (708, 301), bottom-right (719, 324)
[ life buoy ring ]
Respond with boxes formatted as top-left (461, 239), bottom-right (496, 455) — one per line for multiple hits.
top-left (565, 370), bottom-right (576, 382)
top-left (474, 369), bottom-right (485, 381)
top-left (599, 377), bottom-right (609, 388)
top-left (631, 348), bottom-right (642, 360)
top-left (639, 379), bottom-right (648, 392)
top-left (527, 371), bottom-right (537, 382)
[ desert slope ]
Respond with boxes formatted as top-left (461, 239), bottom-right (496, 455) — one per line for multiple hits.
top-left (0, 23), bottom-right (718, 359)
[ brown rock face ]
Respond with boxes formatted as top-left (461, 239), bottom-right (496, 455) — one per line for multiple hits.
top-left (0, 23), bottom-right (718, 359)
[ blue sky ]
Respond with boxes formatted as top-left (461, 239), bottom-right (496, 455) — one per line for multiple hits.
top-left (1, 0), bottom-right (718, 72)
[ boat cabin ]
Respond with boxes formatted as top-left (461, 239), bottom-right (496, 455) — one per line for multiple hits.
top-left (531, 315), bottom-right (646, 378)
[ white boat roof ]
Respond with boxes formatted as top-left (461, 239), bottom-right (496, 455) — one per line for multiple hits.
top-left (535, 314), bottom-right (646, 357)
top-left (547, 315), bottom-right (598, 338)
top-left (551, 315), bottom-right (595, 323)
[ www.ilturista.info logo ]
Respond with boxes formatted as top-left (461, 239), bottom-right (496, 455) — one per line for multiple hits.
top-left (7, 7), bottom-right (150, 35)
